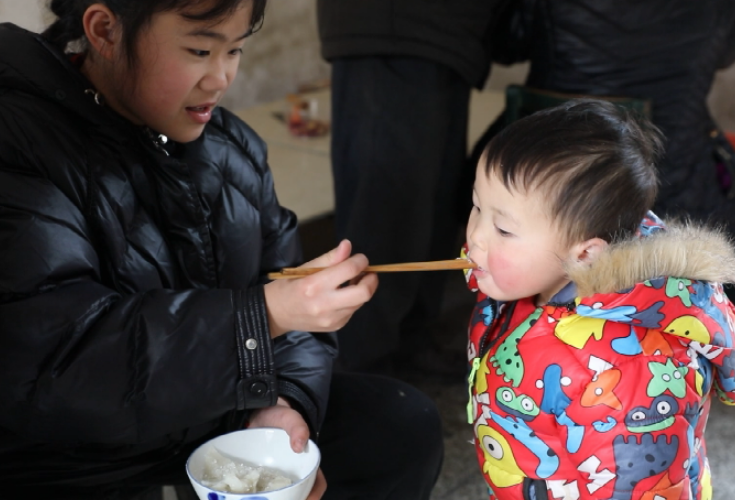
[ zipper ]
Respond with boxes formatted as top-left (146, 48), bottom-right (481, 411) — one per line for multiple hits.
top-left (466, 301), bottom-right (516, 423)
top-left (144, 127), bottom-right (170, 156)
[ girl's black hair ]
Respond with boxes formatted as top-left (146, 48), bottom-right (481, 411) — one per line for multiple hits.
top-left (43, 0), bottom-right (266, 63)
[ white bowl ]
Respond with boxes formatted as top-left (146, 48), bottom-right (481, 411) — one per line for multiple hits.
top-left (186, 428), bottom-right (320, 500)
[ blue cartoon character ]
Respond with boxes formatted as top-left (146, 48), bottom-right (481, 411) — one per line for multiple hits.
top-left (491, 410), bottom-right (560, 478)
top-left (611, 433), bottom-right (679, 500)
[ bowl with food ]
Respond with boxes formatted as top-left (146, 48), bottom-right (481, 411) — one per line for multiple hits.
top-left (186, 428), bottom-right (320, 500)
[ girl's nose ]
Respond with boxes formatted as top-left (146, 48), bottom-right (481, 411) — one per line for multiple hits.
top-left (200, 61), bottom-right (233, 93)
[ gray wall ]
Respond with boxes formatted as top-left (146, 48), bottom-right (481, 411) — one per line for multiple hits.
top-left (1, 0), bottom-right (733, 129)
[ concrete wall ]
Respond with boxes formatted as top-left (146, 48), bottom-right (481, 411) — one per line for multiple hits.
top-left (0, 0), bottom-right (48, 33)
top-left (2, 0), bottom-right (733, 130)
top-left (220, 0), bottom-right (330, 110)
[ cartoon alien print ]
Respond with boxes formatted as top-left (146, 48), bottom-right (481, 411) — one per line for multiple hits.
top-left (647, 359), bottom-right (688, 399)
top-left (608, 395), bottom-right (681, 500)
top-left (490, 308), bottom-right (542, 387)
top-left (476, 421), bottom-right (526, 488)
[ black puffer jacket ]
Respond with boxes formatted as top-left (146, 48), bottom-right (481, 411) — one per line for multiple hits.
top-left (492, 0), bottom-right (735, 225)
top-left (317, 0), bottom-right (509, 88)
top-left (0, 23), bottom-right (336, 495)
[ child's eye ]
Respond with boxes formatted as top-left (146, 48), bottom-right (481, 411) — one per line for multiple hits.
top-left (495, 226), bottom-right (512, 237)
top-left (189, 49), bottom-right (210, 57)
top-left (229, 47), bottom-right (244, 56)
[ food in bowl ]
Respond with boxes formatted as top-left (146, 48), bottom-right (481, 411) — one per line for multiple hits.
top-left (201, 446), bottom-right (293, 494)
top-left (187, 428), bottom-right (320, 500)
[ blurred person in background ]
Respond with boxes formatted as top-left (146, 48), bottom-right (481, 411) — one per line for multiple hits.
top-left (471, 0), bottom-right (735, 236)
top-left (317, 0), bottom-right (509, 376)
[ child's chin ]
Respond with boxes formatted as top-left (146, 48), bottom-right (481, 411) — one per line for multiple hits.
top-left (477, 281), bottom-right (502, 299)
top-left (477, 282), bottom-right (520, 302)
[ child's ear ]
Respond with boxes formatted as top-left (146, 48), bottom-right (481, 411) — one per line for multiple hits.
top-left (571, 237), bottom-right (608, 264)
top-left (82, 3), bottom-right (122, 62)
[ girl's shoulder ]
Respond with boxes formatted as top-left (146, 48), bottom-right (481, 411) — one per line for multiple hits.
top-left (0, 87), bottom-right (91, 180)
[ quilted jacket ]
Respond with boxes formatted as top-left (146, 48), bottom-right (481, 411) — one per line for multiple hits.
top-left (466, 217), bottom-right (735, 500)
top-left (0, 23), bottom-right (336, 497)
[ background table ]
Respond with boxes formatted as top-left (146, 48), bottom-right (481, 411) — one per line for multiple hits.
top-left (235, 89), bottom-right (505, 223)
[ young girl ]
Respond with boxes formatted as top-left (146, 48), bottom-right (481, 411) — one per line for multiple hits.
top-left (0, 1), bottom-right (443, 499)
top-left (464, 100), bottom-right (735, 500)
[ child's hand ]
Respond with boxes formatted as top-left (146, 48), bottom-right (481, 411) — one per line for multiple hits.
top-left (264, 240), bottom-right (378, 337)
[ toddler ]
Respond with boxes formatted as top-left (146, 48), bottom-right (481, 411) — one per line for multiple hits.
top-left (464, 99), bottom-right (735, 500)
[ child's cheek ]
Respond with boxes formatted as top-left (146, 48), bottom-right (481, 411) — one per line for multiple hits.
top-left (486, 252), bottom-right (517, 293)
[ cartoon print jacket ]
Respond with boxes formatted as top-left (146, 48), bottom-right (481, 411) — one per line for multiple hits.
top-left (465, 217), bottom-right (735, 500)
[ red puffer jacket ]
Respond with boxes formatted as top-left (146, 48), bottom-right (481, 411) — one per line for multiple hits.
top-left (466, 219), bottom-right (735, 500)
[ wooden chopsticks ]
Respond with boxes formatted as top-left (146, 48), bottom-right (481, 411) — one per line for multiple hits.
top-left (267, 259), bottom-right (477, 280)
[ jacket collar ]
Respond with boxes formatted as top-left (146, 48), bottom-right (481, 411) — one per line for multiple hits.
top-left (564, 219), bottom-right (735, 299)
top-left (0, 23), bottom-right (134, 131)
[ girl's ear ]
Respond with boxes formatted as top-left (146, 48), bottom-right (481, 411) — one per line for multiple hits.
top-left (571, 237), bottom-right (608, 264)
top-left (82, 3), bottom-right (122, 62)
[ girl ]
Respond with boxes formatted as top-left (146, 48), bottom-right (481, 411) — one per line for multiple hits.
top-left (0, 1), bottom-right (443, 499)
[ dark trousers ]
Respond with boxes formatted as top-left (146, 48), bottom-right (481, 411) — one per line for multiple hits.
top-left (319, 373), bottom-right (443, 500)
top-left (146, 373), bottom-right (444, 500)
top-left (330, 56), bottom-right (472, 370)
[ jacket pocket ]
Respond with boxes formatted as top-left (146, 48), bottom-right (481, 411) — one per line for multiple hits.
top-left (522, 478), bottom-right (549, 500)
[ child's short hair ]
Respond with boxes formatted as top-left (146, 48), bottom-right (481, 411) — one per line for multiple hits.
top-left (482, 99), bottom-right (662, 245)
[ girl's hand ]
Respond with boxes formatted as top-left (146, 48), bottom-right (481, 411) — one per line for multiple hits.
top-left (248, 398), bottom-right (327, 500)
top-left (264, 239), bottom-right (378, 337)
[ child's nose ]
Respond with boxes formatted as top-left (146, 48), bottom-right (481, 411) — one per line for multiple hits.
top-left (467, 223), bottom-right (486, 250)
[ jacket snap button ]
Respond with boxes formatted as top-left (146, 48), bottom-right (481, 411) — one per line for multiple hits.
top-left (249, 381), bottom-right (267, 396)
top-left (55, 90), bottom-right (66, 100)
top-left (245, 338), bottom-right (258, 350)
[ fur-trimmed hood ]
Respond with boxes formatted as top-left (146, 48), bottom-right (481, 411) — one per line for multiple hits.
top-left (567, 221), bottom-right (735, 298)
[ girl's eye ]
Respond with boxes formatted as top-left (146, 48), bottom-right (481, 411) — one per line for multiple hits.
top-left (189, 49), bottom-right (210, 57)
top-left (229, 48), bottom-right (244, 56)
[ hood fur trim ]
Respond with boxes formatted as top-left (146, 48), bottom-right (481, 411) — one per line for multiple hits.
top-left (567, 221), bottom-right (735, 297)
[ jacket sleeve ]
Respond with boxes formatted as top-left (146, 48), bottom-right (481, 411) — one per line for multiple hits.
top-left (214, 108), bottom-right (338, 434)
top-left (0, 165), bottom-right (279, 444)
top-left (703, 290), bottom-right (735, 405)
top-left (258, 164), bottom-right (338, 434)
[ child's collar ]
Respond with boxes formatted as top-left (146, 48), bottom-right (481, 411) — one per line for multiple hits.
top-left (566, 220), bottom-right (735, 297)
top-left (545, 281), bottom-right (578, 306)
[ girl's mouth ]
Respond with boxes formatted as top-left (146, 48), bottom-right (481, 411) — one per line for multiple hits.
top-left (186, 104), bottom-right (214, 124)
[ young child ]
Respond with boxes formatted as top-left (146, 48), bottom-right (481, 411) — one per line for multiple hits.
top-left (463, 99), bottom-right (735, 500)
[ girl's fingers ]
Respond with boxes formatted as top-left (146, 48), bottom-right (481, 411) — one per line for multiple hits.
top-left (301, 253), bottom-right (369, 286)
top-left (301, 239), bottom-right (352, 269)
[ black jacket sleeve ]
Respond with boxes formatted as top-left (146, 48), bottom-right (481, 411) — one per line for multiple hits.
top-left (181, 108), bottom-right (338, 435)
top-left (0, 163), bottom-right (278, 444)
top-left (251, 152), bottom-right (338, 434)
